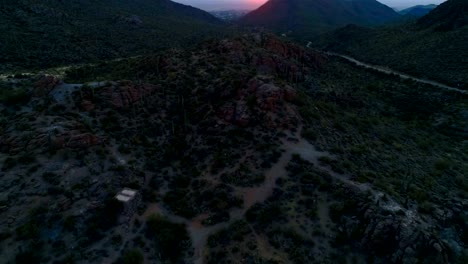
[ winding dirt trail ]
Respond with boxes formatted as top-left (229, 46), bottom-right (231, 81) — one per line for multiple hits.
top-left (141, 127), bottom-right (424, 264)
top-left (322, 51), bottom-right (467, 94)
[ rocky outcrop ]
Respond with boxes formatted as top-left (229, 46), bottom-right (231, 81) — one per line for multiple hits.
top-left (334, 197), bottom-right (451, 264)
top-left (218, 102), bottom-right (250, 127)
top-left (0, 120), bottom-right (103, 154)
top-left (52, 132), bottom-right (102, 149)
top-left (216, 34), bottom-right (327, 80)
top-left (263, 36), bottom-right (327, 69)
top-left (33, 75), bottom-right (61, 97)
top-left (216, 77), bottom-right (298, 128)
top-left (80, 82), bottom-right (160, 110)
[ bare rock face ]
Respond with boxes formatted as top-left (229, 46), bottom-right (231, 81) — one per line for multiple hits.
top-left (232, 101), bottom-right (250, 127)
top-left (80, 100), bottom-right (95, 112)
top-left (337, 202), bottom-right (450, 264)
top-left (0, 120), bottom-right (103, 154)
top-left (216, 76), bottom-right (298, 128)
top-left (80, 82), bottom-right (160, 110)
top-left (33, 75), bottom-right (61, 97)
top-left (52, 132), bottom-right (102, 149)
top-left (217, 34), bottom-right (327, 80)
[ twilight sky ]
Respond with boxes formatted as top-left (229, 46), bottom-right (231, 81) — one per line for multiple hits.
top-left (172, 0), bottom-right (447, 11)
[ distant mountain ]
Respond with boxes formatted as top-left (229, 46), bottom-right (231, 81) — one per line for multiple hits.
top-left (238, 0), bottom-right (400, 38)
top-left (313, 0), bottom-right (468, 87)
top-left (399, 4), bottom-right (437, 17)
top-left (0, 0), bottom-right (225, 71)
top-left (210, 10), bottom-right (250, 21)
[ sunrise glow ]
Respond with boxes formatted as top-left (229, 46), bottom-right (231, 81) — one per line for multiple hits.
top-left (173, 0), bottom-right (268, 11)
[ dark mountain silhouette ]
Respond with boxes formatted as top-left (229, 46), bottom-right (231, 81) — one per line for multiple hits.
top-left (399, 4), bottom-right (437, 17)
top-left (239, 0), bottom-right (400, 37)
top-left (0, 0), bottom-right (225, 71)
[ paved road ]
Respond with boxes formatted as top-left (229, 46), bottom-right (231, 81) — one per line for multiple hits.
top-left (323, 51), bottom-right (467, 94)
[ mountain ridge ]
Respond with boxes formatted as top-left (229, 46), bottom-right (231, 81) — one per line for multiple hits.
top-left (399, 4), bottom-right (437, 17)
top-left (238, 0), bottom-right (400, 38)
top-left (0, 0), bottom-right (226, 72)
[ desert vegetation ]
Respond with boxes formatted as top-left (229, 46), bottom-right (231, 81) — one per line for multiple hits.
top-left (0, 32), bottom-right (466, 263)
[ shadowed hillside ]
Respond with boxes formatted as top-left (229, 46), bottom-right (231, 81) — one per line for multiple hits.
top-left (314, 0), bottom-right (468, 88)
top-left (417, 0), bottom-right (468, 31)
top-left (0, 0), bottom-right (226, 72)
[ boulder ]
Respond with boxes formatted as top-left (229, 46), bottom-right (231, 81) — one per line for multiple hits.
top-left (33, 75), bottom-right (61, 97)
top-left (101, 83), bottom-right (158, 108)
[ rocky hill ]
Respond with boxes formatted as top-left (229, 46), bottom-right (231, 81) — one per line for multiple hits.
top-left (0, 0), bottom-right (225, 72)
top-left (239, 0), bottom-right (400, 38)
top-left (1, 33), bottom-right (467, 263)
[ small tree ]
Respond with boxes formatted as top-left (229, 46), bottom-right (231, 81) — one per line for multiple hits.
top-left (122, 249), bottom-right (144, 264)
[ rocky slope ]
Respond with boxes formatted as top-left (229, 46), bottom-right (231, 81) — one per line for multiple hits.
top-left (0, 34), bottom-right (467, 263)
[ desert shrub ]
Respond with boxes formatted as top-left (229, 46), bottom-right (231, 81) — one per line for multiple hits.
top-left (268, 228), bottom-right (315, 263)
top-left (408, 186), bottom-right (429, 203)
top-left (163, 190), bottom-right (197, 218)
top-left (16, 222), bottom-right (40, 241)
top-left (221, 164), bottom-right (264, 187)
top-left (170, 175), bottom-right (191, 189)
top-left (2, 156), bottom-right (17, 171)
top-left (15, 247), bottom-right (42, 264)
top-left (202, 211), bottom-right (230, 226)
top-left (0, 232), bottom-right (11, 242)
top-left (111, 234), bottom-right (123, 247)
top-left (42, 172), bottom-right (60, 185)
top-left (328, 200), bottom-right (359, 223)
top-left (0, 88), bottom-right (30, 106)
top-left (418, 201), bottom-right (434, 214)
top-left (246, 203), bottom-right (283, 228)
top-left (434, 158), bottom-right (452, 171)
top-left (121, 249), bottom-right (143, 264)
top-left (118, 144), bottom-right (131, 154)
top-left (246, 95), bottom-right (257, 109)
top-left (207, 220), bottom-right (250, 248)
top-left (301, 128), bottom-right (317, 141)
top-left (318, 156), bottom-right (332, 164)
top-left (145, 214), bottom-right (190, 262)
top-left (63, 216), bottom-right (76, 232)
top-left (85, 198), bottom-right (123, 242)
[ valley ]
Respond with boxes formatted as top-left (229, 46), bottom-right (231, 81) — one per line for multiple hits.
top-left (0, 1), bottom-right (467, 264)
top-left (321, 51), bottom-right (467, 93)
